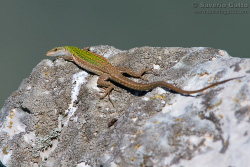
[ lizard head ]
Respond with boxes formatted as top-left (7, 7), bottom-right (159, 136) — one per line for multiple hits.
top-left (46, 47), bottom-right (71, 57)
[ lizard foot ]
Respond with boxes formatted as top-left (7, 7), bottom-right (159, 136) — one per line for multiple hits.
top-left (100, 86), bottom-right (115, 107)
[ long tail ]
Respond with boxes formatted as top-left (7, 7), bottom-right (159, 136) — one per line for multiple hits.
top-left (148, 76), bottom-right (245, 94)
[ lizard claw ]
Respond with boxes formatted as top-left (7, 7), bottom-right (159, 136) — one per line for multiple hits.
top-left (138, 68), bottom-right (157, 81)
top-left (113, 87), bottom-right (121, 92)
top-left (140, 76), bottom-right (149, 81)
top-left (146, 68), bottom-right (159, 76)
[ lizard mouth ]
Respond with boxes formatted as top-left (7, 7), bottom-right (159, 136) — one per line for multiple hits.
top-left (46, 50), bottom-right (60, 57)
top-left (46, 51), bottom-right (53, 56)
top-left (46, 47), bottom-right (67, 57)
top-left (46, 51), bottom-right (56, 56)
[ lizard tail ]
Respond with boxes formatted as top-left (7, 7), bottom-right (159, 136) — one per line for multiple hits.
top-left (150, 76), bottom-right (244, 94)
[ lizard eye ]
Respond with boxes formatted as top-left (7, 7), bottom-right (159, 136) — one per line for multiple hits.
top-left (53, 48), bottom-right (58, 51)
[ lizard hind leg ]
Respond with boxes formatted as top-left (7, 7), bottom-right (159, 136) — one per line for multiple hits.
top-left (116, 67), bottom-right (156, 81)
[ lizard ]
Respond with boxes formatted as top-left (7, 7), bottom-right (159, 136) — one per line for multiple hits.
top-left (46, 46), bottom-right (244, 105)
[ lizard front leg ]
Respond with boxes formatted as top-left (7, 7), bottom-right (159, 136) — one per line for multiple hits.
top-left (116, 67), bottom-right (155, 81)
top-left (97, 73), bottom-right (118, 106)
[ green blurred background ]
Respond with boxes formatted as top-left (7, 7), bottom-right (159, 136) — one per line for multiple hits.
top-left (0, 0), bottom-right (249, 107)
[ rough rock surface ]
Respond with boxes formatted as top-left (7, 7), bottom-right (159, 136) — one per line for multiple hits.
top-left (0, 46), bottom-right (250, 167)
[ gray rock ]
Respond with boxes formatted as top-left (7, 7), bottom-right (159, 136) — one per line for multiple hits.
top-left (0, 46), bottom-right (249, 167)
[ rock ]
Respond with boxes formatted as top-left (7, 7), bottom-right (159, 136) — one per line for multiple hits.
top-left (0, 46), bottom-right (249, 167)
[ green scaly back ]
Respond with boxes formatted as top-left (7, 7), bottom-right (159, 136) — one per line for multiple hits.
top-left (64, 46), bottom-right (109, 66)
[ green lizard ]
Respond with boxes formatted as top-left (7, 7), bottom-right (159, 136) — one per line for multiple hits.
top-left (46, 46), bottom-right (243, 105)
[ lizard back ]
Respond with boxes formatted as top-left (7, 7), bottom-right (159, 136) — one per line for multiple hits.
top-left (65, 46), bottom-right (115, 75)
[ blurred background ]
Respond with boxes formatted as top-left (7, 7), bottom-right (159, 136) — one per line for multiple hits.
top-left (0, 0), bottom-right (249, 107)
